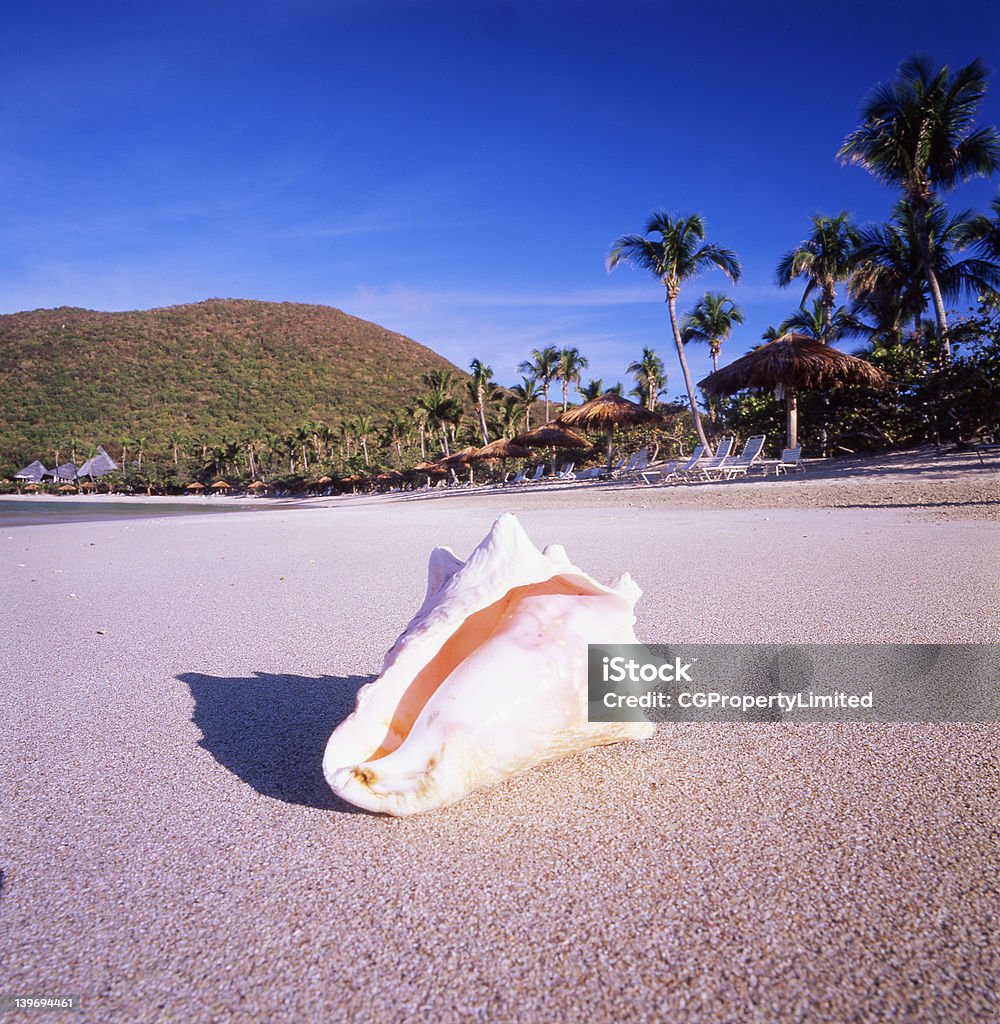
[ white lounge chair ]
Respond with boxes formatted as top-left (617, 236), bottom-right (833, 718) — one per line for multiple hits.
top-left (694, 436), bottom-right (735, 480)
top-left (571, 466), bottom-right (603, 480)
top-left (614, 448), bottom-right (649, 479)
top-left (721, 435), bottom-right (767, 478)
top-left (775, 447), bottom-right (804, 474)
top-left (640, 460), bottom-right (677, 484)
top-left (669, 444), bottom-right (708, 482)
top-left (507, 469), bottom-right (526, 485)
top-left (553, 462), bottom-right (575, 479)
top-left (522, 464), bottom-right (545, 483)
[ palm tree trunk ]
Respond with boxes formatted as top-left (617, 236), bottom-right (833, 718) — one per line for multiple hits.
top-left (912, 202), bottom-right (951, 361)
top-left (822, 288), bottom-right (835, 345)
top-left (562, 380), bottom-right (569, 413)
top-left (666, 289), bottom-right (709, 449)
top-left (786, 390), bottom-right (798, 450)
top-left (543, 384), bottom-right (550, 423)
top-left (477, 397), bottom-right (489, 446)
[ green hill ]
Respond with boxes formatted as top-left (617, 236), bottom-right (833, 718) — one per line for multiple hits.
top-left (0, 298), bottom-right (464, 467)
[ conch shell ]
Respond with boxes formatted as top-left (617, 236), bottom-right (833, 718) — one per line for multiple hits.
top-left (323, 513), bottom-right (654, 815)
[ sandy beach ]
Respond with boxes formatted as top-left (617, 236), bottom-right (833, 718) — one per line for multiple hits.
top-left (2, 461), bottom-right (998, 1023)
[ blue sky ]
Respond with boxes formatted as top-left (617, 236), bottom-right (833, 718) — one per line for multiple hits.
top-left (2, 0), bottom-right (999, 401)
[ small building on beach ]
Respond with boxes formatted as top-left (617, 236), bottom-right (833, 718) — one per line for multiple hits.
top-left (14, 460), bottom-right (48, 482)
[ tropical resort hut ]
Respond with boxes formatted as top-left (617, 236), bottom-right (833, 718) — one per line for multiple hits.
top-left (698, 333), bottom-right (889, 450)
top-left (375, 470), bottom-right (405, 490)
top-left (466, 438), bottom-right (533, 484)
top-left (557, 393), bottom-right (664, 471)
top-left (186, 482), bottom-right (205, 493)
top-left (412, 460), bottom-right (448, 487)
top-left (14, 460), bottom-right (48, 484)
top-left (513, 423), bottom-right (590, 474)
top-left (436, 446), bottom-right (481, 485)
top-left (76, 445), bottom-right (118, 480)
top-left (51, 463), bottom-right (79, 482)
top-left (473, 438), bottom-right (533, 461)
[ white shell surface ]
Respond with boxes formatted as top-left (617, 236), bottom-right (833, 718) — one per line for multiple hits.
top-left (323, 513), bottom-right (654, 815)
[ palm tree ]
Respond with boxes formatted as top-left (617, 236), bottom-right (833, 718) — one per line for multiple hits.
top-left (166, 431), bottom-right (186, 466)
top-left (294, 425), bottom-right (312, 470)
top-left (510, 375), bottom-right (541, 430)
top-left (132, 436), bottom-right (148, 469)
top-left (354, 414), bottom-right (373, 467)
top-left (579, 378), bottom-right (605, 401)
top-left (416, 372), bottom-right (462, 456)
top-left (518, 346), bottom-right (560, 422)
top-left (776, 212), bottom-right (860, 345)
top-left (778, 299), bottom-right (868, 343)
top-left (406, 404), bottom-right (429, 460)
top-left (383, 411), bottom-right (412, 464)
top-left (838, 55), bottom-right (1000, 360)
top-left (626, 347), bottom-right (666, 410)
top-left (467, 359), bottom-right (497, 445)
top-left (681, 292), bottom-right (745, 371)
top-left (608, 212), bottom-right (741, 448)
top-left (852, 198), bottom-right (1000, 342)
top-left (555, 347), bottom-right (589, 412)
top-left (498, 395), bottom-right (521, 438)
top-left (956, 190), bottom-right (1000, 263)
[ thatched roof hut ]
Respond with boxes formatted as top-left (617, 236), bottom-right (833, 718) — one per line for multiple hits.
top-left (556, 393), bottom-right (664, 470)
top-left (513, 424), bottom-right (590, 449)
top-left (470, 438), bottom-right (532, 461)
top-left (699, 333), bottom-right (889, 449)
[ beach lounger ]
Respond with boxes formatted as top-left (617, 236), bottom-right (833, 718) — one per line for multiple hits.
top-left (553, 462), bottom-right (575, 479)
top-left (613, 448), bottom-right (649, 479)
top-left (669, 444), bottom-right (708, 482)
top-left (519, 464), bottom-right (544, 484)
top-left (774, 446), bottom-right (804, 475)
top-left (571, 466), bottom-right (603, 480)
top-left (721, 435), bottom-right (767, 478)
top-left (640, 460), bottom-right (677, 484)
top-left (694, 436), bottom-right (735, 480)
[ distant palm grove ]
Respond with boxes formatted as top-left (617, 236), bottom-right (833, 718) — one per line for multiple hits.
top-left (3, 54), bottom-right (1000, 492)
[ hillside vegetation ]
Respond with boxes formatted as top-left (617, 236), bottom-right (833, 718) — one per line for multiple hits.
top-left (0, 298), bottom-right (462, 467)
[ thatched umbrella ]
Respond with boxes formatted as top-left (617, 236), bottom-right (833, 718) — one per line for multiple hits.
top-left (436, 446), bottom-right (481, 484)
top-left (211, 480), bottom-right (232, 491)
top-left (186, 482), bottom-right (205, 492)
top-left (247, 480), bottom-right (268, 491)
top-left (79, 480), bottom-right (97, 492)
top-left (556, 393), bottom-right (664, 471)
top-left (513, 423), bottom-right (590, 474)
top-left (470, 438), bottom-right (533, 461)
top-left (466, 438), bottom-right (533, 483)
top-left (376, 470), bottom-right (405, 489)
top-left (58, 483), bottom-right (77, 493)
top-left (23, 482), bottom-right (40, 493)
top-left (698, 333), bottom-right (889, 450)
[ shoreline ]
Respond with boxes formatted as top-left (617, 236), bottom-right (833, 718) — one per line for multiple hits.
top-left (4, 446), bottom-right (996, 524)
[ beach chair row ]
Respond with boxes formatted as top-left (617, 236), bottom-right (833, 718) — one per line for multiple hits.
top-left (638, 437), bottom-right (804, 484)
